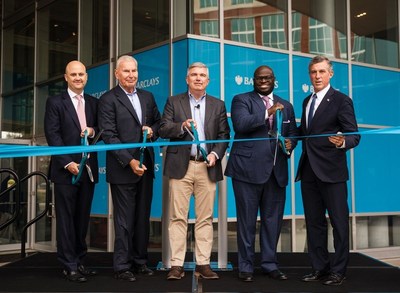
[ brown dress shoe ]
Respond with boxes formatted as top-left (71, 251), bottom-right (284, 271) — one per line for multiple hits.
top-left (167, 266), bottom-right (185, 280)
top-left (194, 264), bottom-right (219, 279)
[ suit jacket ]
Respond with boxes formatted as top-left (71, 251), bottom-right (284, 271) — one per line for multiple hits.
top-left (44, 91), bottom-right (99, 184)
top-left (295, 86), bottom-right (360, 183)
top-left (158, 92), bottom-right (230, 182)
top-left (225, 91), bottom-right (298, 186)
top-left (98, 85), bottom-right (161, 184)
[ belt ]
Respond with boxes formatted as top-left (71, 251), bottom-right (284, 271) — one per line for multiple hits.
top-left (189, 156), bottom-right (205, 162)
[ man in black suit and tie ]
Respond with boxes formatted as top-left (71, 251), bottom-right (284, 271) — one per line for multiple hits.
top-left (44, 60), bottom-right (99, 282)
top-left (225, 65), bottom-right (298, 282)
top-left (159, 62), bottom-right (230, 281)
top-left (296, 55), bottom-right (360, 286)
top-left (98, 55), bottom-right (161, 282)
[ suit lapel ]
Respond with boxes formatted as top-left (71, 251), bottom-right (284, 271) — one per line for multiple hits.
top-left (115, 86), bottom-right (141, 125)
top-left (62, 91), bottom-right (81, 131)
top-left (179, 94), bottom-right (192, 120)
top-left (311, 87), bottom-right (334, 129)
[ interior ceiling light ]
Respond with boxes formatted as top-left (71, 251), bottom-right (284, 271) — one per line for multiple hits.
top-left (356, 12), bottom-right (367, 18)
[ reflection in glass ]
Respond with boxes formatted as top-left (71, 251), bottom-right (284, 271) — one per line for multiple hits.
top-left (193, 0), bottom-right (219, 38)
top-left (37, 0), bottom-right (78, 81)
top-left (223, 0), bottom-right (288, 49)
top-left (350, 0), bottom-right (399, 68)
top-left (292, 0), bottom-right (347, 59)
top-left (118, 0), bottom-right (169, 54)
top-left (35, 81), bottom-right (66, 139)
top-left (80, 0), bottom-right (110, 65)
top-left (2, 90), bottom-right (34, 139)
top-left (2, 14), bottom-right (35, 92)
top-left (3, 0), bottom-right (34, 17)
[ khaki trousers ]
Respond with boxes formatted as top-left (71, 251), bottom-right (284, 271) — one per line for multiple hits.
top-left (168, 160), bottom-right (216, 266)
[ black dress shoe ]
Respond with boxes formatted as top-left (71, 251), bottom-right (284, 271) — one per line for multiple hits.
top-left (323, 273), bottom-right (345, 286)
top-left (78, 265), bottom-right (97, 276)
top-left (266, 269), bottom-right (288, 280)
top-left (114, 270), bottom-right (136, 282)
top-left (301, 270), bottom-right (329, 282)
top-left (134, 264), bottom-right (154, 276)
top-left (63, 270), bottom-right (87, 282)
top-left (238, 272), bottom-right (254, 282)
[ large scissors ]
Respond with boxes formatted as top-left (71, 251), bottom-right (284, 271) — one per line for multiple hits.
top-left (72, 129), bottom-right (103, 184)
top-left (183, 122), bottom-right (209, 164)
top-left (139, 128), bottom-right (148, 168)
top-left (271, 109), bottom-right (290, 165)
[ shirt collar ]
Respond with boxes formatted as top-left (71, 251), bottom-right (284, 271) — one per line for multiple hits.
top-left (68, 88), bottom-right (84, 99)
top-left (120, 85), bottom-right (137, 96)
top-left (314, 84), bottom-right (330, 100)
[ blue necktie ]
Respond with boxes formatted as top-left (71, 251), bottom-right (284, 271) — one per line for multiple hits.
top-left (307, 94), bottom-right (317, 129)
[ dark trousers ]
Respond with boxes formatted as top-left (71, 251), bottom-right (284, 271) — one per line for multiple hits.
top-left (110, 170), bottom-right (153, 272)
top-left (301, 158), bottom-right (349, 276)
top-left (233, 173), bottom-right (286, 273)
top-left (54, 178), bottom-right (94, 271)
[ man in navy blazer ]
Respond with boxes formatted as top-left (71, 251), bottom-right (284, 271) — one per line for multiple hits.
top-left (296, 55), bottom-right (360, 286)
top-left (98, 55), bottom-right (161, 282)
top-left (225, 65), bottom-right (298, 282)
top-left (44, 60), bottom-right (99, 282)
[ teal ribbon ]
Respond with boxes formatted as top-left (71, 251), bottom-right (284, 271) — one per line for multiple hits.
top-left (139, 129), bottom-right (148, 168)
top-left (275, 109), bottom-right (290, 155)
top-left (190, 121), bottom-right (210, 164)
top-left (72, 129), bottom-right (89, 185)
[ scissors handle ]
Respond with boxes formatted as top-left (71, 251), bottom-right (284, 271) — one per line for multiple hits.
top-left (72, 129), bottom-right (89, 184)
top-left (139, 128), bottom-right (148, 168)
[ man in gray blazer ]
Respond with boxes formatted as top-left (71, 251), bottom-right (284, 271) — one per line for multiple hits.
top-left (159, 62), bottom-right (230, 280)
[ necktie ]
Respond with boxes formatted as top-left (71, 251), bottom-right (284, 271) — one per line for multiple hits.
top-left (308, 93), bottom-right (317, 129)
top-left (262, 96), bottom-right (273, 128)
top-left (76, 95), bottom-right (87, 130)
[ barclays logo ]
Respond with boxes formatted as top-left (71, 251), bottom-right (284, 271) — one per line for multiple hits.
top-left (235, 75), bottom-right (278, 88)
top-left (302, 84), bottom-right (314, 93)
top-left (136, 77), bottom-right (160, 89)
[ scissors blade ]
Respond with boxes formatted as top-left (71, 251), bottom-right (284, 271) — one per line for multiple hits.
top-left (91, 129), bottom-right (104, 145)
top-left (184, 126), bottom-right (195, 141)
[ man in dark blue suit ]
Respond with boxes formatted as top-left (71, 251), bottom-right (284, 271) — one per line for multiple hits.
top-left (296, 55), bottom-right (360, 286)
top-left (225, 65), bottom-right (298, 282)
top-left (98, 55), bottom-right (161, 282)
top-left (44, 60), bottom-right (99, 282)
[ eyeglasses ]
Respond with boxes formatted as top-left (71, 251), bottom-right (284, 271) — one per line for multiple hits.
top-left (254, 75), bottom-right (274, 81)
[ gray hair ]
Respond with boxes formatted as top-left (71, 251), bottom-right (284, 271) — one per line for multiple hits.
top-left (187, 62), bottom-right (209, 77)
top-left (116, 55), bottom-right (138, 69)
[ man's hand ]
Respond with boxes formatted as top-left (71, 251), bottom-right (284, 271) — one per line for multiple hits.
top-left (142, 126), bottom-right (153, 139)
top-left (81, 127), bottom-right (94, 137)
top-left (182, 119), bottom-right (197, 130)
top-left (206, 153), bottom-right (217, 167)
top-left (67, 162), bottom-right (80, 175)
top-left (329, 132), bottom-right (345, 147)
top-left (129, 159), bottom-right (147, 176)
top-left (269, 102), bottom-right (284, 115)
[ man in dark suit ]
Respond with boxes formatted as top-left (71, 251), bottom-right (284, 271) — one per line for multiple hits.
top-left (296, 55), bottom-right (360, 286)
top-left (225, 65), bottom-right (298, 282)
top-left (159, 62), bottom-right (230, 281)
top-left (44, 60), bottom-right (99, 282)
top-left (98, 55), bottom-right (161, 282)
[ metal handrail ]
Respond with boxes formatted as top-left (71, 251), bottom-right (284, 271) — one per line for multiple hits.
top-left (0, 168), bottom-right (20, 231)
top-left (20, 171), bottom-right (51, 258)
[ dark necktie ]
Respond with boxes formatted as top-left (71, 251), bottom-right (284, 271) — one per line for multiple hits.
top-left (307, 94), bottom-right (317, 129)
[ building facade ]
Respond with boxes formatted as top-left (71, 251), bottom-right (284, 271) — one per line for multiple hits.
top-left (0, 0), bottom-right (399, 258)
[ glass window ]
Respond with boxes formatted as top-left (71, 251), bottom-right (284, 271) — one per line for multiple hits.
top-left (37, 0), bottom-right (78, 81)
top-left (192, 0), bottom-right (219, 39)
top-left (35, 80), bottom-right (66, 140)
top-left (350, 0), bottom-right (399, 68)
top-left (292, 0), bottom-right (347, 59)
top-left (118, 0), bottom-right (169, 55)
top-left (1, 89), bottom-right (34, 139)
top-left (200, 20), bottom-right (219, 38)
top-left (3, 0), bottom-right (34, 17)
top-left (232, 0), bottom-right (254, 4)
top-left (224, 0), bottom-right (288, 49)
top-left (80, 0), bottom-right (110, 65)
top-left (231, 18), bottom-right (255, 44)
top-left (262, 13), bottom-right (287, 50)
top-left (2, 14), bottom-right (35, 93)
top-left (200, 0), bottom-right (218, 8)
